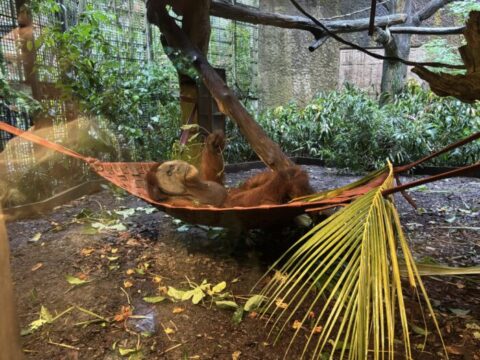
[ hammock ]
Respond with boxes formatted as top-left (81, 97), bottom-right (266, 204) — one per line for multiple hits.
top-left (1, 122), bottom-right (479, 228)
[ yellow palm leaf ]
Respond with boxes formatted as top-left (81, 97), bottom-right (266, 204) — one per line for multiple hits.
top-left (257, 162), bottom-right (447, 359)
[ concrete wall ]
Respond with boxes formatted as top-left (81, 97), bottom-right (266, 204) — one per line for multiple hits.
top-left (258, 0), bottom-right (372, 107)
top-left (257, 0), bottom-right (460, 107)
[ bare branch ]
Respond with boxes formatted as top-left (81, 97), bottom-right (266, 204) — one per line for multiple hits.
top-left (288, 0), bottom-right (464, 69)
top-left (210, 0), bottom-right (407, 36)
top-left (415, 0), bottom-right (458, 22)
top-left (390, 25), bottom-right (465, 35)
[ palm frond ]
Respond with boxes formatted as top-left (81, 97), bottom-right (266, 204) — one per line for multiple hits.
top-left (404, 263), bottom-right (480, 276)
top-left (257, 163), bottom-right (447, 359)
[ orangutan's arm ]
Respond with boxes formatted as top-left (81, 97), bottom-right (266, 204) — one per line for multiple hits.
top-left (200, 130), bottom-right (225, 185)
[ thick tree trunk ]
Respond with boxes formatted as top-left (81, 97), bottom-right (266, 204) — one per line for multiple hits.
top-left (379, 31), bottom-right (412, 98)
top-left (147, 1), bottom-right (294, 171)
top-left (0, 208), bottom-right (23, 360)
top-left (159, 1), bottom-right (213, 166)
top-left (379, 0), bottom-right (414, 98)
top-left (378, 0), bottom-right (457, 99)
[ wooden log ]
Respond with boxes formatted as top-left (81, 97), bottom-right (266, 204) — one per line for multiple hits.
top-left (412, 11), bottom-right (480, 103)
top-left (147, 1), bottom-right (295, 171)
top-left (0, 206), bottom-right (24, 360)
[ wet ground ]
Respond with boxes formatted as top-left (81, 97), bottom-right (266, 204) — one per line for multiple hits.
top-left (6, 165), bottom-right (480, 359)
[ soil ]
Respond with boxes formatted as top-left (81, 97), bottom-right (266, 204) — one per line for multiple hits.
top-left (6, 165), bottom-right (480, 360)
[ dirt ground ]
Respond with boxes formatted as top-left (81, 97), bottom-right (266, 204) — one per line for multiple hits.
top-left (6, 165), bottom-right (480, 360)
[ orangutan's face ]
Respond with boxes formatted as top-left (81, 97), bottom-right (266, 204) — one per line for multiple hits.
top-left (154, 160), bottom-right (199, 195)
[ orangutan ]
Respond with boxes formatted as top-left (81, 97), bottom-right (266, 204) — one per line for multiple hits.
top-left (146, 131), bottom-right (313, 207)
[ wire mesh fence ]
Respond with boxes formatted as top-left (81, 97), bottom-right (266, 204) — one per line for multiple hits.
top-left (0, 0), bottom-right (259, 206)
top-left (1, 0), bottom-right (259, 150)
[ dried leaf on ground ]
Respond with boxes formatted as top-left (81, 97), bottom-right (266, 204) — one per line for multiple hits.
top-left (113, 306), bottom-right (132, 322)
top-left (81, 248), bottom-right (95, 256)
top-left (31, 263), bottom-right (43, 272)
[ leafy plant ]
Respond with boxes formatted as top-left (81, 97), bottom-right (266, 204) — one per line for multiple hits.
top-left (34, 3), bottom-right (179, 161)
top-left (226, 84), bottom-right (480, 171)
top-left (420, 7), bottom-right (480, 74)
top-left (0, 65), bottom-right (42, 115)
top-left (420, 39), bottom-right (464, 74)
top-left (448, 1), bottom-right (480, 22)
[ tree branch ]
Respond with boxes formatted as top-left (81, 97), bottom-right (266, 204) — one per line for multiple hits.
top-left (288, 0), bottom-right (464, 69)
top-left (412, 11), bottom-right (480, 103)
top-left (414, 0), bottom-right (458, 22)
top-left (210, 0), bottom-right (407, 36)
top-left (147, 1), bottom-right (295, 171)
top-left (390, 25), bottom-right (465, 35)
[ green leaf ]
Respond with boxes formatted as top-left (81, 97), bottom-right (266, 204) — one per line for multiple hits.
top-left (119, 347), bottom-right (137, 356)
top-left (66, 275), bottom-right (90, 286)
top-left (191, 288), bottom-right (205, 304)
top-left (143, 296), bottom-right (166, 304)
top-left (29, 232), bottom-right (42, 242)
top-left (136, 206), bottom-right (156, 214)
top-left (115, 208), bottom-right (136, 218)
top-left (232, 307), bottom-right (244, 324)
top-left (21, 318), bottom-right (48, 336)
top-left (410, 324), bottom-right (429, 336)
top-left (21, 306), bottom-right (57, 335)
top-left (212, 281), bottom-right (227, 294)
top-left (107, 223), bottom-right (127, 231)
top-left (82, 225), bottom-right (99, 235)
top-left (215, 301), bottom-right (239, 311)
top-left (244, 295), bottom-right (265, 312)
top-left (40, 306), bottom-right (53, 322)
top-left (181, 289), bottom-right (195, 301)
top-left (176, 225), bottom-right (191, 233)
top-left (449, 308), bottom-right (471, 316)
top-left (167, 286), bottom-right (187, 300)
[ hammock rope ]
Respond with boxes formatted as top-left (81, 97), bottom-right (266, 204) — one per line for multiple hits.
top-left (0, 121), bottom-right (478, 228)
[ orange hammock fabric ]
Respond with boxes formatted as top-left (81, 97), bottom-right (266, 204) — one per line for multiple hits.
top-left (1, 122), bottom-right (479, 228)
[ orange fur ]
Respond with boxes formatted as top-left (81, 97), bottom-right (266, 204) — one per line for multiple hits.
top-left (225, 167), bottom-right (313, 207)
top-left (146, 131), bottom-right (313, 207)
top-left (200, 130), bottom-right (225, 184)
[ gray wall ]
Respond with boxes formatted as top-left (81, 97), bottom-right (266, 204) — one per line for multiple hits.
top-left (258, 0), bottom-right (372, 107)
top-left (257, 0), bottom-right (460, 107)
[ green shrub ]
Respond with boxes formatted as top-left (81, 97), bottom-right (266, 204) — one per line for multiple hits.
top-left (34, 2), bottom-right (180, 161)
top-left (226, 84), bottom-right (480, 171)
